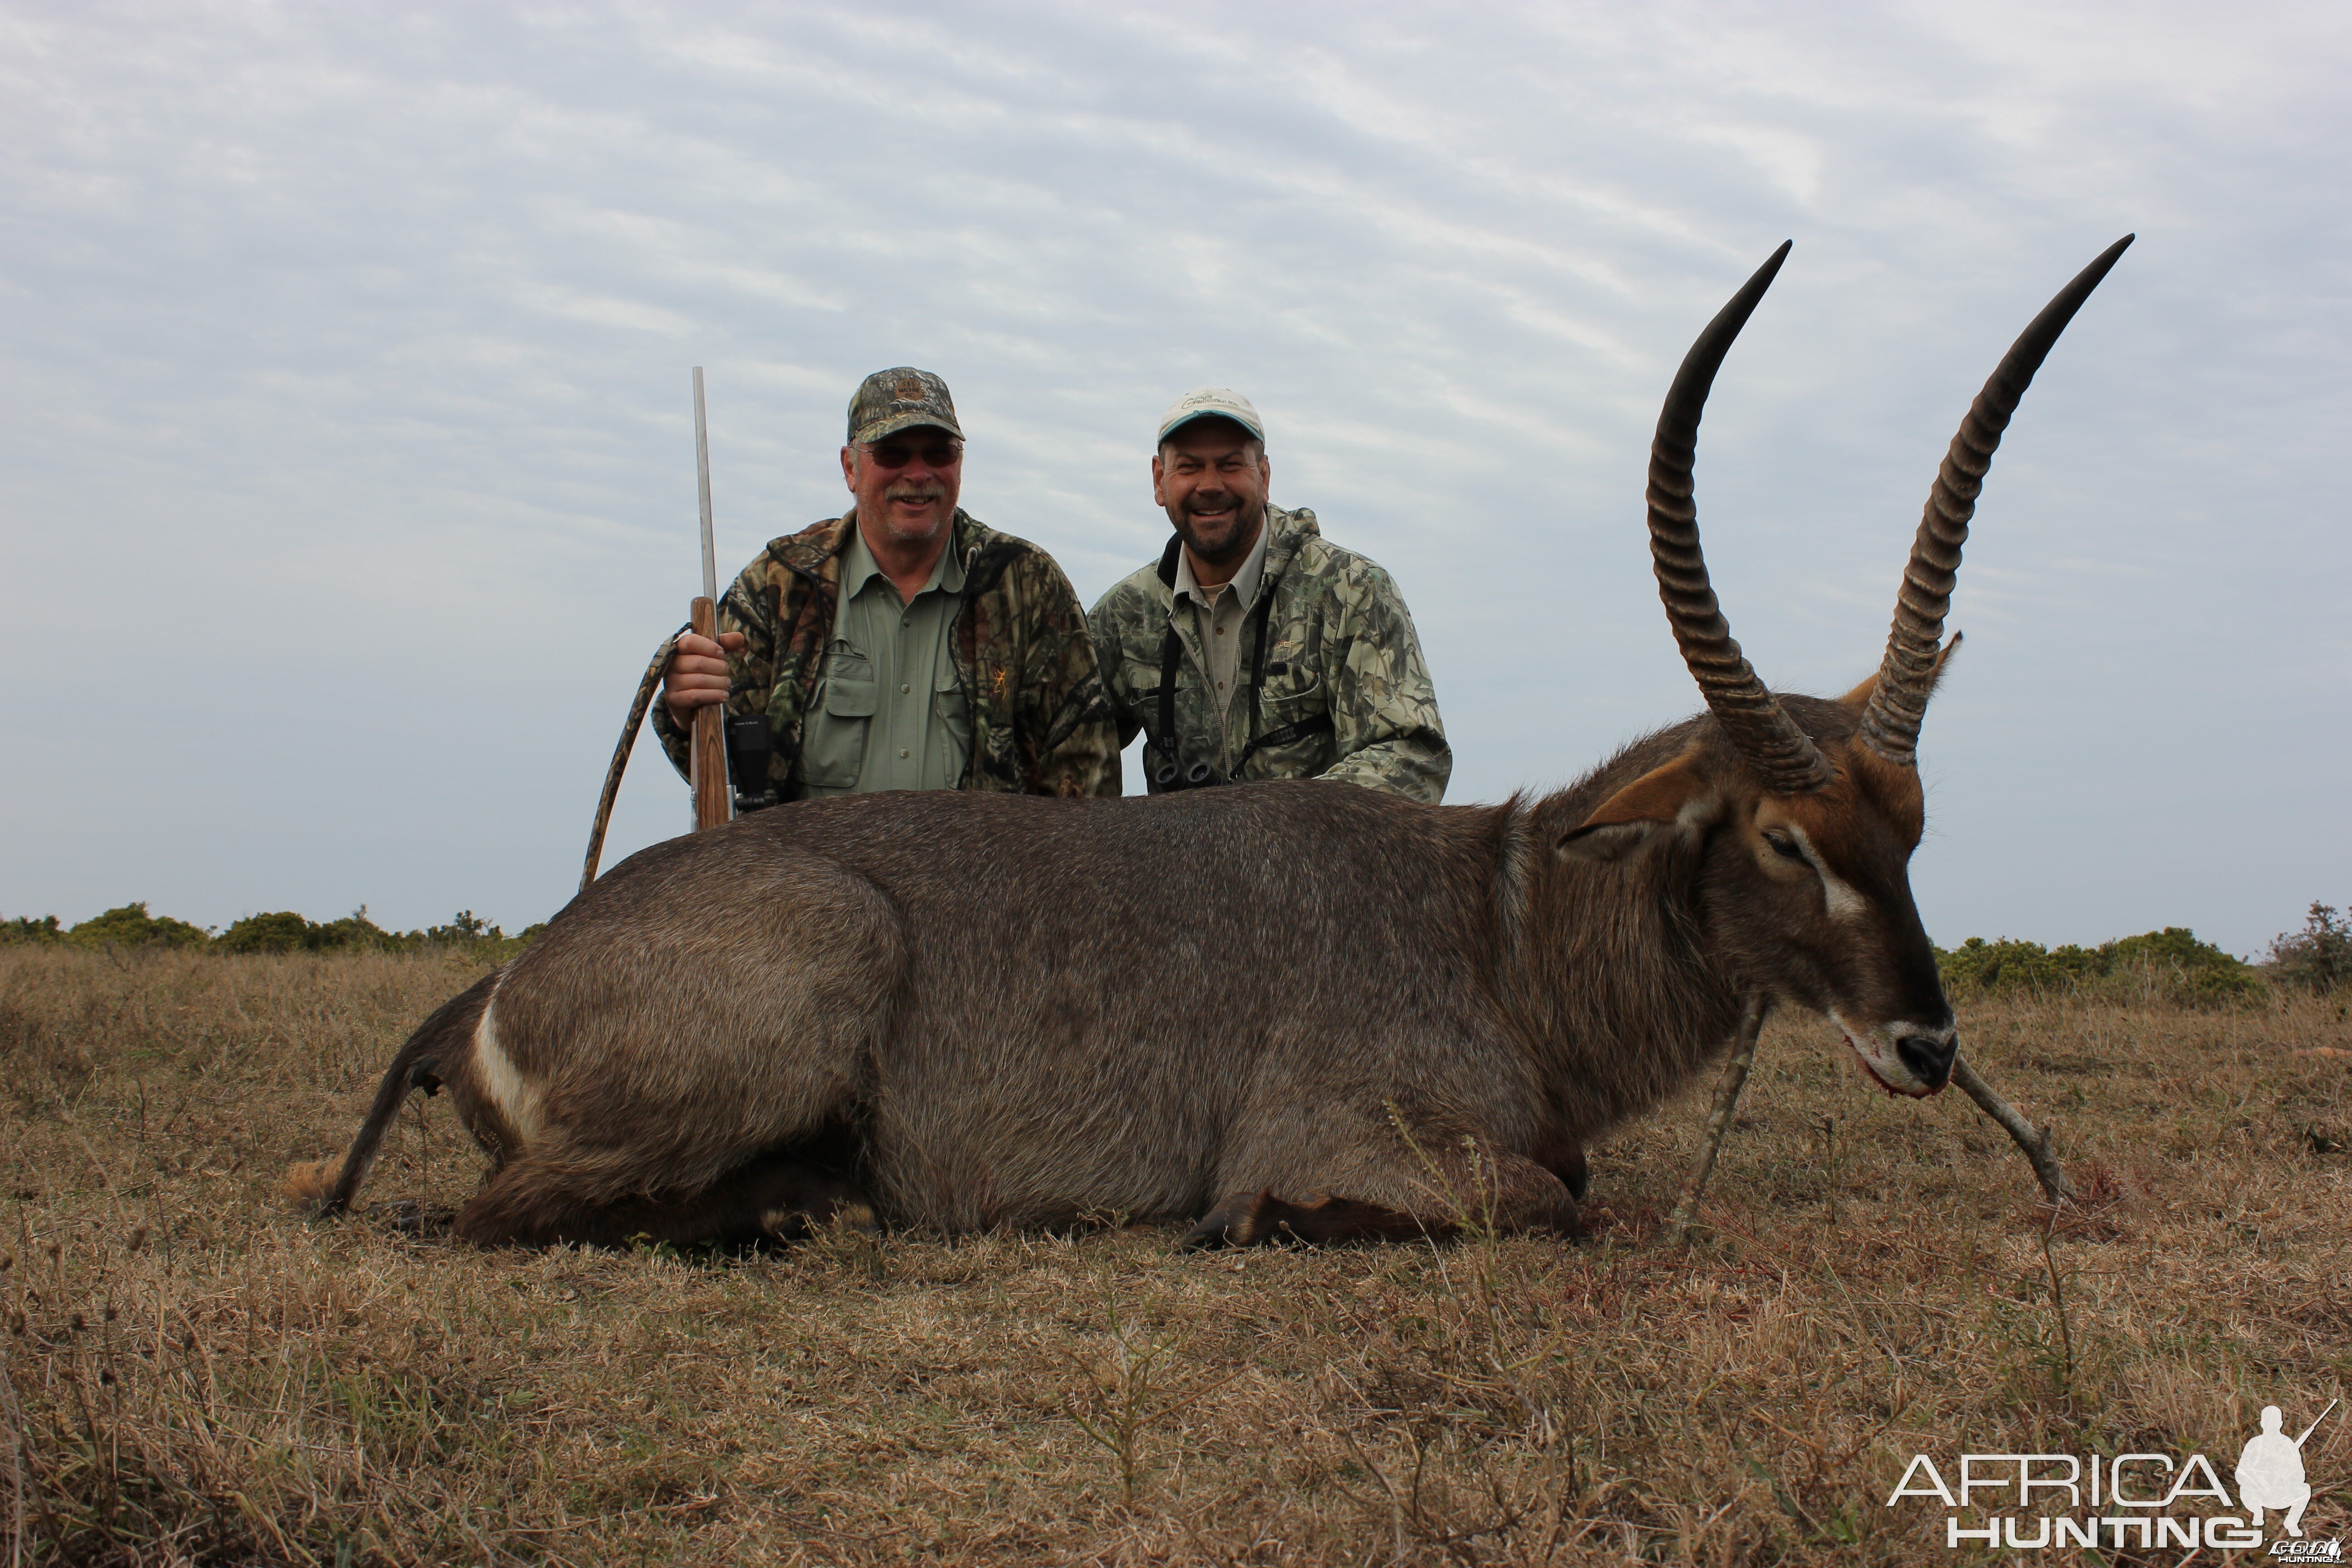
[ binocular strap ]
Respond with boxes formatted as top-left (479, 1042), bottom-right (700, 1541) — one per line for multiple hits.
top-left (1150, 592), bottom-right (1333, 788)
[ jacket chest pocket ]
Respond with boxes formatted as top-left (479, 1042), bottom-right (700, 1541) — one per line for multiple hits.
top-left (1244, 651), bottom-right (1332, 776)
top-left (799, 647), bottom-right (877, 789)
top-left (1255, 649), bottom-right (1325, 720)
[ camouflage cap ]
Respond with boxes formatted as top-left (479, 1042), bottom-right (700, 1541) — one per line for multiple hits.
top-left (848, 367), bottom-right (964, 446)
top-left (1157, 387), bottom-right (1264, 446)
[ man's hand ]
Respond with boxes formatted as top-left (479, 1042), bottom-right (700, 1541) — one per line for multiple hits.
top-left (663, 630), bottom-right (746, 724)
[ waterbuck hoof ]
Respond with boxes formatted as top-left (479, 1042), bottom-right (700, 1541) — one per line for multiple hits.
top-left (761, 1199), bottom-right (881, 1240)
top-left (1184, 1190), bottom-right (1433, 1249)
top-left (363, 1199), bottom-right (456, 1237)
top-left (1182, 1190), bottom-right (1276, 1249)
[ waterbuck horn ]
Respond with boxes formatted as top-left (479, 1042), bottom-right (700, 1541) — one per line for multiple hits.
top-left (1647, 240), bottom-right (1833, 795)
top-left (1857, 234), bottom-right (2135, 767)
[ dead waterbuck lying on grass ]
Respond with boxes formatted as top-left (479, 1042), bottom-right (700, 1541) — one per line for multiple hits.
top-left (291, 236), bottom-right (2132, 1249)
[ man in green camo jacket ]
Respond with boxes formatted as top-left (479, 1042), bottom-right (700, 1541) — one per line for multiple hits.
top-left (1088, 389), bottom-right (1450, 801)
top-left (655, 368), bottom-right (1119, 800)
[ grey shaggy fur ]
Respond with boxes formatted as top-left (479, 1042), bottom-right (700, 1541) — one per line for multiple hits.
top-left (293, 694), bottom-right (1956, 1249)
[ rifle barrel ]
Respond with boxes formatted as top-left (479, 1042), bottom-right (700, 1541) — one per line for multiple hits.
top-left (694, 367), bottom-right (718, 602)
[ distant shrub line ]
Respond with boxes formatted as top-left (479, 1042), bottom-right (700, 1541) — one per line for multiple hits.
top-left (0, 902), bottom-right (545, 959)
top-left (5, 899), bottom-right (2342, 1003)
top-left (1936, 928), bottom-right (2256, 1007)
top-left (1934, 903), bottom-right (2343, 1006)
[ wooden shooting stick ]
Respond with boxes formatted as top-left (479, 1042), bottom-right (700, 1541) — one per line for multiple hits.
top-left (1664, 1006), bottom-right (2069, 1248)
top-left (689, 367), bottom-right (730, 833)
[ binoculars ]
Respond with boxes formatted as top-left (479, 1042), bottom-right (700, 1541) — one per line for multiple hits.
top-left (1150, 757), bottom-right (1228, 792)
top-left (725, 716), bottom-right (780, 813)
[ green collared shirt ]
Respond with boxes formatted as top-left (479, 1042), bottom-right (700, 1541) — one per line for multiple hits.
top-left (794, 524), bottom-right (972, 795)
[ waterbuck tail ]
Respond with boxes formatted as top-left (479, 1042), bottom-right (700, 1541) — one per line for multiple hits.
top-left (284, 972), bottom-right (498, 1216)
top-left (1857, 234), bottom-right (2134, 767)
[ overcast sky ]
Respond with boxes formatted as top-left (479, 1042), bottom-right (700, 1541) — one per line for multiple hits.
top-left (2, 1), bottom-right (2345, 956)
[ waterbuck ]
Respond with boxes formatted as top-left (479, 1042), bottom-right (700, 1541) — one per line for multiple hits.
top-left (291, 236), bottom-right (2129, 1248)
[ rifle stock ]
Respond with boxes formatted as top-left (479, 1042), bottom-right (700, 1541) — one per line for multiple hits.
top-left (690, 367), bottom-right (730, 832)
top-left (689, 596), bottom-right (730, 829)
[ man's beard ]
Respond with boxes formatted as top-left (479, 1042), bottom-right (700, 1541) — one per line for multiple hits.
top-left (871, 482), bottom-right (951, 543)
top-left (1171, 494), bottom-right (1265, 565)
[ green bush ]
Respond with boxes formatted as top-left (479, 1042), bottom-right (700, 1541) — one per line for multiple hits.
top-left (216, 906), bottom-right (407, 954)
top-left (311, 908), bottom-right (399, 951)
top-left (1937, 926), bottom-right (2260, 1007)
top-left (2265, 902), bottom-right (2347, 994)
top-left (423, 909), bottom-right (502, 944)
top-left (214, 911), bottom-right (313, 953)
top-left (63, 902), bottom-right (212, 950)
top-left (2, 914), bottom-right (62, 945)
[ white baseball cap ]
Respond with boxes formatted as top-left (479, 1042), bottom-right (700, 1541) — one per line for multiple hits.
top-left (1156, 387), bottom-right (1264, 445)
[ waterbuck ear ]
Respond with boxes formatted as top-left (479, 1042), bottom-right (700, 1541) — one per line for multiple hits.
top-left (1839, 630), bottom-right (1964, 713)
top-left (1558, 752), bottom-right (1721, 862)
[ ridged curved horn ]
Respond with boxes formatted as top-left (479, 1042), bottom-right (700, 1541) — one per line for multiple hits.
top-left (1647, 241), bottom-right (1833, 795)
top-left (1859, 235), bottom-right (2135, 767)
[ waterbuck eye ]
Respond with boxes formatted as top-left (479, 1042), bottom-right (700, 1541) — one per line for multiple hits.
top-left (1764, 833), bottom-right (1808, 865)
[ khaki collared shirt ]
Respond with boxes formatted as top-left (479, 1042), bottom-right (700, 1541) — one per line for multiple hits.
top-left (1171, 520), bottom-right (1270, 740)
top-left (796, 524), bottom-right (971, 795)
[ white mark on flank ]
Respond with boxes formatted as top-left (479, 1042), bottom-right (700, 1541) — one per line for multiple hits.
top-left (474, 1000), bottom-right (542, 1146)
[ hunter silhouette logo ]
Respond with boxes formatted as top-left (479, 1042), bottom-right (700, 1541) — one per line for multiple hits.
top-left (2241, 1400), bottom-right (2336, 1539)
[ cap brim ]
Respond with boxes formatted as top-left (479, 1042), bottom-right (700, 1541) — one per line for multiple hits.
top-left (1158, 409), bottom-right (1264, 443)
top-left (853, 412), bottom-right (964, 446)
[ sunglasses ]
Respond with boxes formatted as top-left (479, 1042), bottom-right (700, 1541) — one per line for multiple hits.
top-left (860, 439), bottom-right (964, 470)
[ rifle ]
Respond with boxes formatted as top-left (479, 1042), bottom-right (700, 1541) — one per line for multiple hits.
top-left (578, 367), bottom-right (739, 893)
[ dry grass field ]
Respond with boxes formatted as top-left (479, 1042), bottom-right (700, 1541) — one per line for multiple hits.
top-left (2, 945), bottom-right (2345, 1565)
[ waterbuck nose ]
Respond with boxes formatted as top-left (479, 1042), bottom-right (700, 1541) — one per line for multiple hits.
top-left (1894, 1031), bottom-right (1957, 1092)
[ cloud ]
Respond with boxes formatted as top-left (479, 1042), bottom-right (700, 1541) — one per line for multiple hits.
top-left (0, 0), bottom-right (2344, 954)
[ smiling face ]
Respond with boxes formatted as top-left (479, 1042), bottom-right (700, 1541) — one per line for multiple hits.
top-left (1152, 416), bottom-right (1269, 568)
top-left (840, 425), bottom-right (963, 551)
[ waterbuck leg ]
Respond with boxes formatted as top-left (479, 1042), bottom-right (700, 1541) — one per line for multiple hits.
top-left (1950, 1052), bottom-right (2067, 1203)
top-left (1184, 1145), bottom-right (1580, 1250)
top-left (454, 1152), bottom-right (873, 1249)
top-left (1184, 1191), bottom-right (1429, 1247)
top-left (1665, 995), bottom-right (1768, 1248)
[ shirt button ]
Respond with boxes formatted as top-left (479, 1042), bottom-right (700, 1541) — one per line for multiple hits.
top-left (898, 748), bottom-right (910, 759)
top-left (899, 682), bottom-right (911, 693)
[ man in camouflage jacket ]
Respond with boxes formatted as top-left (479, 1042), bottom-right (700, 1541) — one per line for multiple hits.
top-left (655, 369), bottom-right (1118, 800)
top-left (1089, 389), bottom-right (1450, 801)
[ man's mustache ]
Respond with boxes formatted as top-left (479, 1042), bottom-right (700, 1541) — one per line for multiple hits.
top-left (886, 484), bottom-right (946, 504)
